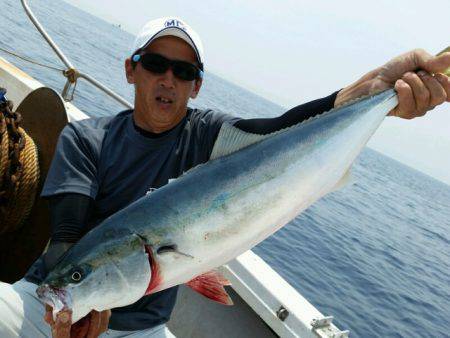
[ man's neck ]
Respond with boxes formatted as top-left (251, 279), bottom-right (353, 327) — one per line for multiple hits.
top-left (133, 108), bottom-right (186, 134)
top-left (132, 118), bottom-right (178, 138)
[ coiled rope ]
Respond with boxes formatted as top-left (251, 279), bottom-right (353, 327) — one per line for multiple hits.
top-left (0, 88), bottom-right (39, 234)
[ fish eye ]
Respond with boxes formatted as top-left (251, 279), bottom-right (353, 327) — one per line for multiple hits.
top-left (71, 270), bottom-right (82, 282)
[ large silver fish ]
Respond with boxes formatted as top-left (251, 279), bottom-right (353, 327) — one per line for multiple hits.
top-left (37, 89), bottom-right (398, 322)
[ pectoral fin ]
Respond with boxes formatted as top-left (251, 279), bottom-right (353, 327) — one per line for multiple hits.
top-left (186, 270), bottom-right (233, 305)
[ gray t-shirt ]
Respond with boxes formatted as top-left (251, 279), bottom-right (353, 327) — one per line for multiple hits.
top-left (25, 108), bottom-right (239, 330)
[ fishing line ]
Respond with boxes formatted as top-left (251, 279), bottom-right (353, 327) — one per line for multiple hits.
top-left (0, 46), bottom-right (64, 72)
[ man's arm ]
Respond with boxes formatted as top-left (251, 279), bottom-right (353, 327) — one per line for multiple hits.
top-left (335, 49), bottom-right (450, 118)
top-left (234, 91), bottom-right (339, 134)
top-left (43, 193), bottom-right (110, 338)
top-left (233, 50), bottom-right (449, 136)
top-left (43, 193), bottom-right (92, 275)
top-left (47, 193), bottom-right (93, 244)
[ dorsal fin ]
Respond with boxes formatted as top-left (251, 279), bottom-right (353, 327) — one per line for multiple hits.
top-left (210, 123), bottom-right (275, 160)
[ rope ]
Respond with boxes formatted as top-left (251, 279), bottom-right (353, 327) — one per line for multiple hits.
top-left (0, 46), bottom-right (64, 72)
top-left (0, 111), bottom-right (7, 188)
top-left (4, 129), bottom-right (39, 231)
top-left (0, 90), bottom-right (40, 234)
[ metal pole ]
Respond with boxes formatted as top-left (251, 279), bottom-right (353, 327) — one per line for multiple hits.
top-left (21, 0), bottom-right (74, 69)
top-left (79, 73), bottom-right (133, 109)
top-left (20, 0), bottom-right (133, 109)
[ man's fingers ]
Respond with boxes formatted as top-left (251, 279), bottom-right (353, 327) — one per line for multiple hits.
top-left (45, 305), bottom-right (54, 325)
top-left (401, 72), bottom-right (429, 114)
top-left (381, 49), bottom-right (450, 84)
top-left (70, 315), bottom-right (90, 338)
top-left (423, 51), bottom-right (450, 74)
top-left (435, 73), bottom-right (450, 102)
top-left (408, 49), bottom-right (450, 74)
top-left (392, 71), bottom-right (448, 119)
top-left (417, 71), bottom-right (447, 106)
top-left (392, 79), bottom-right (415, 119)
top-left (52, 310), bottom-right (72, 338)
top-left (44, 312), bottom-right (53, 325)
top-left (99, 310), bottom-right (111, 334)
top-left (86, 310), bottom-right (101, 338)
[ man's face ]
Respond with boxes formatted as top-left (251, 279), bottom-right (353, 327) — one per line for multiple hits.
top-left (125, 36), bottom-right (202, 129)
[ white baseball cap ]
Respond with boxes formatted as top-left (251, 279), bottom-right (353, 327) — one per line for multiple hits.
top-left (131, 17), bottom-right (204, 70)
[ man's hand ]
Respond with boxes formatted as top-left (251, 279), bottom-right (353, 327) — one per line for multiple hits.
top-left (44, 304), bottom-right (111, 338)
top-left (335, 49), bottom-right (450, 119)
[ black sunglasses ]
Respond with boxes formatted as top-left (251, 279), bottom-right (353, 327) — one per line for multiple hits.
top-left (132, 53), bottom-right (203, 81)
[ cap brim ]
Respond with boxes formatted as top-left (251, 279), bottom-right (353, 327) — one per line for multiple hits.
top-left (139, 27), bottom-right (203, 68)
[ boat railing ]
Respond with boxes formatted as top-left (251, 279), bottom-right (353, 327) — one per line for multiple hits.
top-left (20, 0), bottom-right (132, 109)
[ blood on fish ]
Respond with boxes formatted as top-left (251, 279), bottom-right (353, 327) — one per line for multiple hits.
top-left (144, 245), bottom-right (162, 295)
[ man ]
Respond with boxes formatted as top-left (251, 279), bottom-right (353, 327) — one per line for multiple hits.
top-left (0, 16), bottom-right (449, 338)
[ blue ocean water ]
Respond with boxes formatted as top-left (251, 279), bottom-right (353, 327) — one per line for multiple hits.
top-left (2, 1), bottom-right (450, 337)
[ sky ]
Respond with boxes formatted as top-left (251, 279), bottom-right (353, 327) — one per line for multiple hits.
top-left (65, 0), bottom-right (450, 185)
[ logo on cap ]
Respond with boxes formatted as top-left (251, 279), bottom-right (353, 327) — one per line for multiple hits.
top-left (164, 19), bottom-right (186, 31)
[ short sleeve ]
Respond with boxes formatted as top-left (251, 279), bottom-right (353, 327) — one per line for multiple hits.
top-left (41, 123), bottom-right (100, 198)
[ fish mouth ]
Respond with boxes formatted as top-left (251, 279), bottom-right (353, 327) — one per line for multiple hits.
top-left (36, 284), bottom-right (73, 318)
